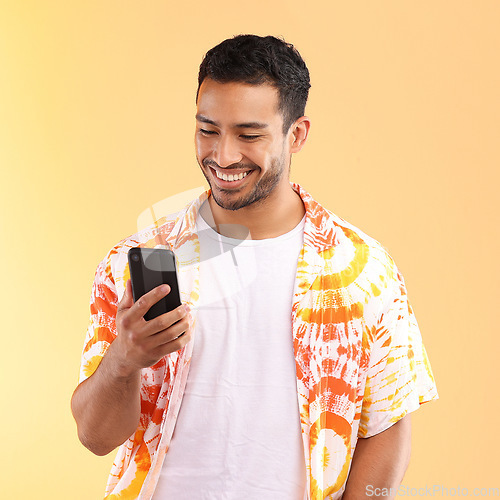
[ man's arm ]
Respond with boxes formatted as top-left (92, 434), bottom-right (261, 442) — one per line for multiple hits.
top-left (71, 280), bottom-right (191, 456)
top-left (342, 414), bottom-right (412, 499)
top-left (70, 341), bottom-right (142, 456)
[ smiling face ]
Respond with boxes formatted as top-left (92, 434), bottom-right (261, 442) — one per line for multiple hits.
top-left (195, 79), bottom-right (293, 212)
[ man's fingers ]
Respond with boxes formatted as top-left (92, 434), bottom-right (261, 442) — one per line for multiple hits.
top-left (144, 304), bottom-right (189, 336)
top-left (117, 279), bottom-right (134, 312)
top-left (129, 283), bottom-right (171, 321)
top-left (152, 316), bottom-right (192, 351)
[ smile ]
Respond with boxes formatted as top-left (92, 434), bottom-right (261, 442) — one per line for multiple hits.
top-left (215, 170), bottom-right (249, 182)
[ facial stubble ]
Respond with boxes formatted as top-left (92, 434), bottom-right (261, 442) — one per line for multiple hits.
top-left (200, 152), bottom-right (289, 212)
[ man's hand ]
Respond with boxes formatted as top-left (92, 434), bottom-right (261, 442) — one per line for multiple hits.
top-left (109, 279), bottom-right (192, 376)
top-left (71, 280), bottom-right (192, 456)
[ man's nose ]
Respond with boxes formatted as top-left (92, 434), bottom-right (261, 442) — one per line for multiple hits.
top-left (212, 135), bottom-right (243, 168)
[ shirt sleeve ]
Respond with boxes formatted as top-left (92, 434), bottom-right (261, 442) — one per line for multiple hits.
top-left (78, 254), bottom-right (119, 384)
top-left (358, 266), bottom-right (438, 438)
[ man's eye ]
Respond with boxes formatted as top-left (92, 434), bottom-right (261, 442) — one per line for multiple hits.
top-left (240, 135), bottom-right (261, 140)
top-left (200, 129), bottom-right (216, 136)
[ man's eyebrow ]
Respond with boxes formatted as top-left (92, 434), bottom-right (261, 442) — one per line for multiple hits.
top-left (234, 121), bottom-right (269, 130)
top-left (196, 114), bottom-right (218, 126)
top-left (195, 114), bottom-right (268, 129)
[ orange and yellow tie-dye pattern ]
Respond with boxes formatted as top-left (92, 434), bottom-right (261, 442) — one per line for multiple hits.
top-left (78, 183), bottom-right (437, 499)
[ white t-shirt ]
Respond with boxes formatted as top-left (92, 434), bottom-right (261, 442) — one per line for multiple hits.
top-left (153, 209), bottom-right (307, 499)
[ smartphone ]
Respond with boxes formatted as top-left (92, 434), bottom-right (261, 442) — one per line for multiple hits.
top-left (128, 247), bottom-right (182, 321)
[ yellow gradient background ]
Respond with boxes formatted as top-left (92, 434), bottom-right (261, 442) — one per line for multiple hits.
top-left (1, 1), bottom-right (498, 498)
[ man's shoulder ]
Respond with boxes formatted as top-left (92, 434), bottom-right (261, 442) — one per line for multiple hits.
top-left (295, 183), bottom-right (387, 244)
top-left (307, 203), bottom-right (406, 311)
top-left (301, 189), bottom-right (392, 261)
top-left (301, 190), bottom-right (400, 290)
top-left (326, 207), bottom-right (390, 254)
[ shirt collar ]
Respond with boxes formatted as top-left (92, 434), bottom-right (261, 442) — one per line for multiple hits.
top-left (166, 182), bottom-right (337, 255)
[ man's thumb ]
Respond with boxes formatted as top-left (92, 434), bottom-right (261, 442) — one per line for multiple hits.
top-left (118, 279), bottom-right (134, 310)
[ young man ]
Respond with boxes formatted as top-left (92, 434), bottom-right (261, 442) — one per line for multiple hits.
top-left (72, 35), bottom-right (438, 499)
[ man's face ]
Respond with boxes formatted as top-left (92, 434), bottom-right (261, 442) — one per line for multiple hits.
top-left (195, 79), bottom-right (291, 211)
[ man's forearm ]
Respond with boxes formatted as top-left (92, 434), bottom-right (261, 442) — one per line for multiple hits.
top-left (342, 415), bottom-right (412, 499)
top-left (71, 342), bottom-right (142, 456)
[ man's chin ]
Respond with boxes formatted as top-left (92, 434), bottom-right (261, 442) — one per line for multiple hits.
top-left (211, 193), bottom-right (249, 211)
top-left (212, 187), bottom-right (274, 212)
top-left (205, 180), bottom-right (248, 211)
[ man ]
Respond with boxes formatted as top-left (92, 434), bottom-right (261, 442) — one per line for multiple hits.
top-left (71, 35), bottom-right (438, 499)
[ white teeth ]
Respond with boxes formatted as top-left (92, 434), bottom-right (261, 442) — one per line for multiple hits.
top-left (215, 170), bottom-right (249, 182)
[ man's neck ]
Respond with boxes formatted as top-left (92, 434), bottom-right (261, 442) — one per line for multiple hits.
top-left (200, 185), bottom-right (305, 240)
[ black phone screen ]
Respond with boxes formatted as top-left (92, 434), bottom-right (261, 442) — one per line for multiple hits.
top-left (128, 247), bottom-right (182, 321)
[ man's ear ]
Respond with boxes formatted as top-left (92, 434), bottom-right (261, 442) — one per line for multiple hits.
top-left (289, 116), bottom-right (311, 153)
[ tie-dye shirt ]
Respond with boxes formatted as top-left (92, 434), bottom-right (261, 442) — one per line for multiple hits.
top-left (78, 183), bottom-right (438, 499)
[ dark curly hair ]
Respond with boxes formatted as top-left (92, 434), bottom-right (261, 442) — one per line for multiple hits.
top-left (197, 34), bottom-right (311, 133)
